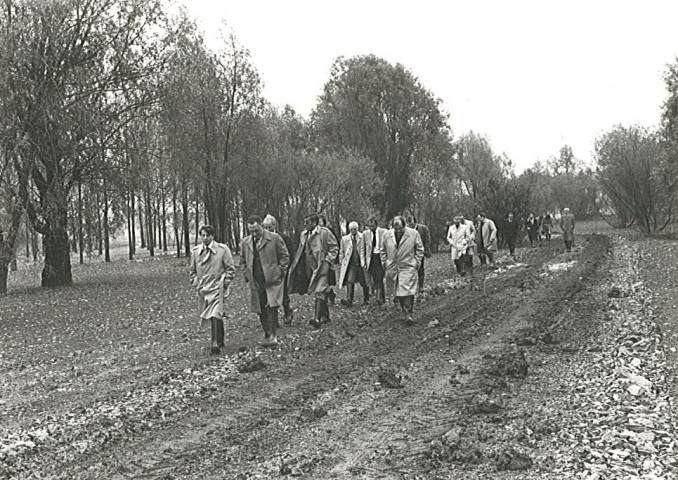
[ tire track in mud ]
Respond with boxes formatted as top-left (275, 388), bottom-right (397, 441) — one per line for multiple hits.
top-left (11, 237), bottom-right (609, 479)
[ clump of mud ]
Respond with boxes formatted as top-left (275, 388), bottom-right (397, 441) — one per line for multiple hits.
top-left (481, 347), bottom-right (528, 378)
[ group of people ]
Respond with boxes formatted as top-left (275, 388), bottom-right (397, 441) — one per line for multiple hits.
top-left (446, 213), bottom-right (499, 277)
top-left (189, 209), bottom-right (576, 354)
top-left (189, 213), bottom-right (434, 353)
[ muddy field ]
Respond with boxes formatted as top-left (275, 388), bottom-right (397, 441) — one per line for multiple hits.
top-left (1, 225), bottom-right (677, 479)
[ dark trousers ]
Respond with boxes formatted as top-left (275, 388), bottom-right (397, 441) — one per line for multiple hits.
top-left (417, 258), bottom-right (426, 290)
top-left (211, 317), bottom-right (224, 347)
top-left (506, 235), bottom-right (516, 255)
top-left (254, 278), bottom-right (278, 335)
top-left (369, 253), bottom-right (385, 302)
top-left (282, 274), bottom-right (291, 315)
top-left (454, 254), bottom-right (467, 276)
top-left (565, 240), bottom-right (573, 252)
top-left (346, 264), bottom-right (369, 304)
top-left (396, 295), bottom-right (414, 314)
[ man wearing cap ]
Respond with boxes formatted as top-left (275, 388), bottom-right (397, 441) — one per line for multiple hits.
top-left (338, 221), bottom-right (369, 307)
top-left (262, 214), bottom-right (295, 324)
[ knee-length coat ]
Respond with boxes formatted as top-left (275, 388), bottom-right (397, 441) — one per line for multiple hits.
top-left (560, 213), bottom-right (575, 242)
top-left (189, 241), bottom-right (235, 321)
top-left (380, 227), bottom-right (424, 297)
top-left (289, 226), bottom-right (339, 295)
top-left (447, 224), bottom-right (469, 261)
top-left (241, 230), bottom-right (289, 313)
top-left (477, 218), bottom-right (498, 253)
top-left (338, 232), bottom-right (366, 286)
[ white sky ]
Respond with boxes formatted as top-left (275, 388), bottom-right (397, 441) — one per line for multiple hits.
top-left (181, 0), bottom-right (678, 171)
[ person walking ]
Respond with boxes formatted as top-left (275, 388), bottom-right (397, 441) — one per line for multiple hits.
top-left (338, 221), bottom-right (369, 307)
top-left (289, 213), bottom-right (339, 328)
top-left (560, 208), bottom-right (576, 252)
top-left (363, 217), bottom-right (387, 305)
top-left (380, 216), bottom-right (424, 325)
top-left (189, 225), bottom-right (236, 355)
top-left (460, 214), bottom-right (475, 274)
top-left (504, 212), bottom-right (519, 257)
top-left (447, 216), bottom-right (469, 276)
top-left (406, 216), bottom-right (432, 291)
top-left (476, 213), bottom-right (498, 265)
top-left (542, 212), bottom-right (553, 241)
top-left (262, 214), bottom-right (295, 324)
top-left (526, 213), bottom-right (539, 247)
top-left (241, 216), bottom-right (290, 347)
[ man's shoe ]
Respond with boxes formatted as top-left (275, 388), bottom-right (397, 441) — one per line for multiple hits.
top-left (210, 345), bottom-right (221, 355)
top-left (309, 319), bottom-right (321, 329)
top-left (404, 315), bottom-right (414, 326)
top-left (262, 335), bottom-right (279, 347)
top-left (283, 310), bottom-right (294, 325)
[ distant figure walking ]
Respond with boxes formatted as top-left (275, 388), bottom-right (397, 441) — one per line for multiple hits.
top-left (447, 216), bottom-right (470, 276)
top-left (526, 213), bottom-right (540, 247)
top-left (476, 213), bottom-right (498, 265)
top-left (380, 216), bottom-right (424, 325)
top-left (560, 208), bottom-right (576, 252)
top-left (241, 216), bottom-right (290, 347)
top-left (504, 212), bottom-right (519, 256)
top-left (541, 213), bottom-right (553, 240)
top-left (189, 225), bottom-right (235, 355)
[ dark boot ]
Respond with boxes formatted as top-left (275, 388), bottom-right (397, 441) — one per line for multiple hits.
top-left (210, 318), bottom-right (220, 355)
top-left (320, 295), bottom-right (331, 323)
top-left (342, 283), bottom-right (355, 307)
top-left (283, 306), bottom-right (294, 325)
top-left (362, 284), bottom-right (370, 304)
top-left (215, 317), bottom-right (225, 347)
top-left (265, 308), bottom-right (279, 346)
top-left (259, 311), bottom-right (270, 339)
top-left (310, 299), bottom-right (323, 329)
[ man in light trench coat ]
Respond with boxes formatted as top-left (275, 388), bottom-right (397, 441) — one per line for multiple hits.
top-left (380, 215), bottom-right (425, 325)
top-left (189, 225), bottom-right (236, 355)
top-left (289, 213), bottom-right (339, 328)
top-left (241, 215), bottom-right (290, 347)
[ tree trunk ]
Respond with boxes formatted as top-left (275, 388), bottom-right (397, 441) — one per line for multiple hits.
top-left (146, 186), bottom-right (154, 257)
top-left (182, 183), bottom-right (190, 257)
top-left (195, 197), bottom-right (199, 245)
top-left (78, 182), bottom-right (84, 264)
top-left (173, 182), bottom-right (181, 257)
top-left (127, 191), bottom-right (134, 260)
top-left (103, 184), bottom-right (110, 262)
top-left (41, 204), bottom-right (73, 287)
top-left (138, 194), bottom-right (146, 249)
top-left (96, 190), bottom-right (103, 256)
top-left (162, 189), bottom-right (168, 252)
top-left (130, 192), bottom-right (136, 256)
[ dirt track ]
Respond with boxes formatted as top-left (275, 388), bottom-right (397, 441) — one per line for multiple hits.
top-left (1, 232), bottom-right (676, 479)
